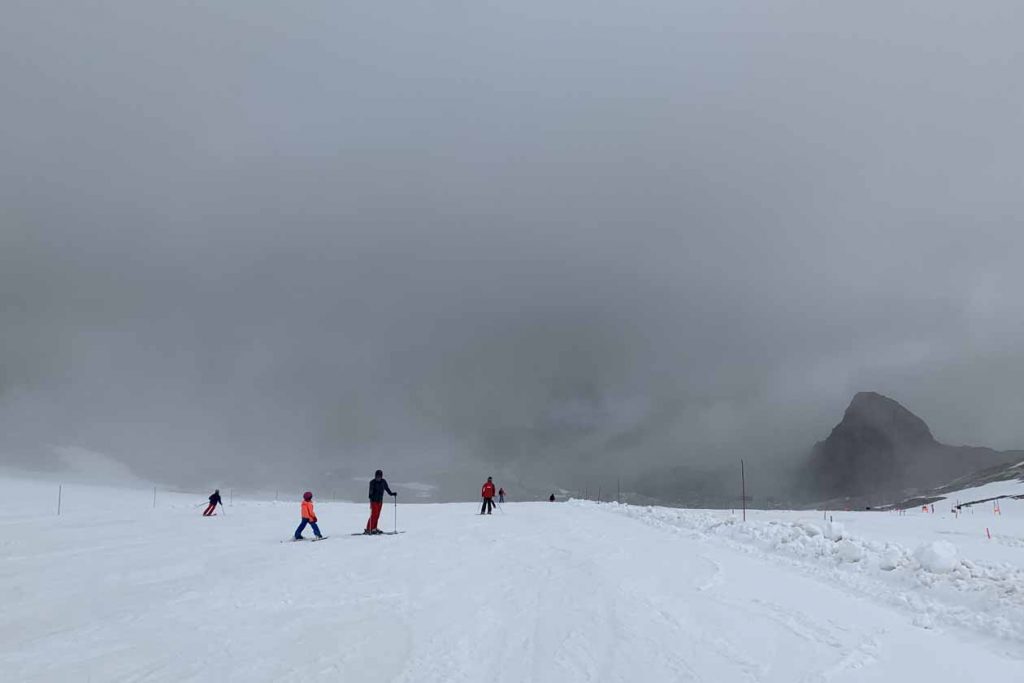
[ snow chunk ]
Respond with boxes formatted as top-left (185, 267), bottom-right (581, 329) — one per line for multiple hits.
top-left (836, 539), bottom-right (863, 563)
top-left (915, 541), bottom-right (960, 574)
top-left (797, 521), bottom-right (822, 537)
top-left (879, 547), bottom-right (902, 571)
top-left (824, 521), bottom-right (846, 541)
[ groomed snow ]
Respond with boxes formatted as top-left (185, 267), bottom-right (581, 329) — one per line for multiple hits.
top-left (1, 476), bottom-right (1022, 681)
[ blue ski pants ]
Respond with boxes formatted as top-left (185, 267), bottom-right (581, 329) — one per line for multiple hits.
top-left (294, 518), bottom-right (322, 539)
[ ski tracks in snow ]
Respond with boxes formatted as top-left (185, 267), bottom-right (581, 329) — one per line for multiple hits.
top-left (388, 505), bottom-right (889, 682)
top-left (3, 493), bottom-right (1023, 681)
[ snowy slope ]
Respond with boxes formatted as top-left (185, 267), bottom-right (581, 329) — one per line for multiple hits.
top-left (1, 476), bottom-right (1022, 682)
top-left (603, 484), bottom-right (1024, 643)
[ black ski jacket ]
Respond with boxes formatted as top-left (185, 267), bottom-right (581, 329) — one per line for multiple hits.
top-left (368, 478), bottom-right (394, 503)
top-left (209, 492), bottom-right (221, 505)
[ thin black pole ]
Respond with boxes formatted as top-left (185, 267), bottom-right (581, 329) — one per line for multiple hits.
top-left (741, 459), bottom-right (746, 522)
top-left (57, 484), bottom-right (62, 516)
top-left (617, 478), bottom-right (621, 504)
top-left (153, 486), bottom-right (157, 509)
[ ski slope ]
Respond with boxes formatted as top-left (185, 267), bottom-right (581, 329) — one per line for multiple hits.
top-left (1, 476), bottom-right (1022, 681)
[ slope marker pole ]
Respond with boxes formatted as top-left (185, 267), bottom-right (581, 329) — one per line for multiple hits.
top-left (741, 459), bottom-right (746, 523)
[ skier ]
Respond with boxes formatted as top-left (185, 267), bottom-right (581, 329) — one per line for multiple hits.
top-left (549, 493), bottom-right (556, 502)
top-left (481, 477), bottom-right (496, 515)
top-left (202, 489), bottom-right (222, 516)
top-left (366, 469), bottom-right (396, 535)
top-left (498, 487), bottom-right (505, 504)
top-left (294, 491), bottom-right (323, 540)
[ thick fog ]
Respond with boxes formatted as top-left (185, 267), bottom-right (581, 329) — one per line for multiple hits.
top-left (2, 2), bottom-right (1023, 501)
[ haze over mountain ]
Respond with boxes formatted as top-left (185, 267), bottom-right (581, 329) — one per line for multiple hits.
top-left (807, 392), bottom-right (1023, 505)
top-left (3, 3), bottom-right (1024, 500)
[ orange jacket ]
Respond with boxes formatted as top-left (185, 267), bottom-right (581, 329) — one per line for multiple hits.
top-left (301, 500), bottom-right (317, 522)
top-left (481, 482), bottom-right (496, 498)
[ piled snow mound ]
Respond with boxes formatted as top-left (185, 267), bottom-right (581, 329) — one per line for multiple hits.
top-left (915, 541), bottom-right (959, 574)
top-left (583, 501), bottom-right (1024, 643)
top-left (836, 539), bottom-right (863, 563)
top-left (796, 520), bottom-right (822, 537)
top-left (879, 547), bottom-right (903, 571)
top-left (824, 520), bottom-right (846, 541)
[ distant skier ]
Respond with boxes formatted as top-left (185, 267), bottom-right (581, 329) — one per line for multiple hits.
top-left (481, 477), bottom-right (496, 515)
top-left (498, 487), bottom-right (505, 504)
top-left (549, 493), bottom-right (556, 502)
top-left (366, 470), bottom-right (396, 535)
top-left (203, 489), bottom-right (222, 516)
top-left (294, 491), bottom-right (323, 540)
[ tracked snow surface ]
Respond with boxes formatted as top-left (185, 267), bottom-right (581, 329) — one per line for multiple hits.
top-left (1, 476), bottom-right (1022, 681)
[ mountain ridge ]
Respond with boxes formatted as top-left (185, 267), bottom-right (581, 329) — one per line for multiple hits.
top-left (807, 391), bottom-right (1023, 504)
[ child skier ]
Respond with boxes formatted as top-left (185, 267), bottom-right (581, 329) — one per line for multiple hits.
top-left (481, 477), bottom-right (496, 514)
top-left (203, 489), bottom-right (222, 516)
top-left (294, 491), bottom-right (323, 540)
top-left (366, 470), bottom-right (397, 534)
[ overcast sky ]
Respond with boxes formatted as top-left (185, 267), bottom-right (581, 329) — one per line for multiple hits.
top-left (2, 2), bottom-right (1023, 496)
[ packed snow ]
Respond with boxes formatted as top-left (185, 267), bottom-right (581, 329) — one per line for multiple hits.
top-left (914, 540), bottom-right (959, 573)
top-left (1, 475), bottom-right (1022, 681)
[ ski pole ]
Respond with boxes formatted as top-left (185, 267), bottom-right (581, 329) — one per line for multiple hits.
top-left (394, 494), bottom-right (398, 533)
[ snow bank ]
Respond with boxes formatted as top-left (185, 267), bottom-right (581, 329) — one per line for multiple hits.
top-left (824, 520), bottom-right (846, 541)
top-left (914, 541), bottom-right (959, 574)
top-left (589, 501), bottom-right (1024, 644)
top-left (836, 539), bottom-right (863, 563)
top-left (879, 547), bottom-right (903, 571)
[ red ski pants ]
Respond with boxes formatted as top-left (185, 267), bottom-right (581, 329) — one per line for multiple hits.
top-left (366, 501), bottom-right (383, 531)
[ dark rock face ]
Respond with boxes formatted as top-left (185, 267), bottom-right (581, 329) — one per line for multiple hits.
top-left (808, 392), bottom-right (1021, 502)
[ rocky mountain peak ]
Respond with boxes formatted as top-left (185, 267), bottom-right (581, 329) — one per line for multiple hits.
top-left (806, 392), bottom-right (1019, 504)
top-left (837, 391), bottom-right (935, 448)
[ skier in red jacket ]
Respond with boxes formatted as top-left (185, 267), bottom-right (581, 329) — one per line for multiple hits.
top-left (481, 477), bottom-right (496, 515)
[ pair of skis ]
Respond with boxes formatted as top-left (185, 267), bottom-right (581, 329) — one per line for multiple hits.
top-left (284, 531), bottom-right (405, 543)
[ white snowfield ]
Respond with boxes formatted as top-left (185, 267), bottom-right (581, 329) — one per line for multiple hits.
top-left (1, 477), bottom-right (1023, 682)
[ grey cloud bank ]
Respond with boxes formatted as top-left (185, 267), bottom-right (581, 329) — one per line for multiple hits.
top-left (2, 2), bottom-right (1023, 501)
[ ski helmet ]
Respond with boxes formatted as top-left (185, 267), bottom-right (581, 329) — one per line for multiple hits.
top-left (303, 491), bottom-right (313, 501)
top-left (375, 469), bottom-right (383, 477)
